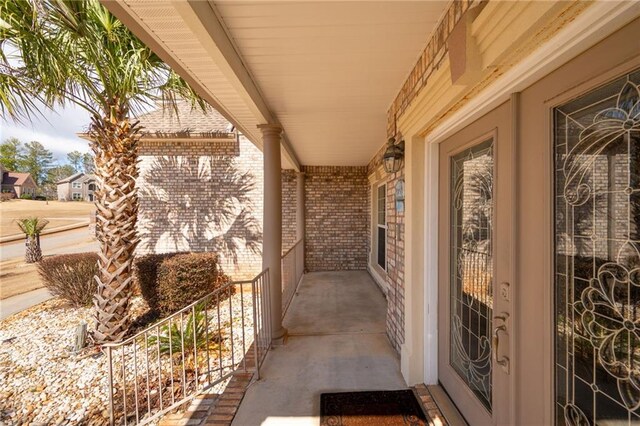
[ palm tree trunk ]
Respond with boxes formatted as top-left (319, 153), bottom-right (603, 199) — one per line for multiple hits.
top-left (90, 100), bottom-right (141, 344)
top-left (24, 235), bottom-right (42, 263)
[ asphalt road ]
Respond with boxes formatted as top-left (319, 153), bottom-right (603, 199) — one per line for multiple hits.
top-left (0, 288), bottom-right (53, 321)
top-left (0, 227), bottom-right (98, 262)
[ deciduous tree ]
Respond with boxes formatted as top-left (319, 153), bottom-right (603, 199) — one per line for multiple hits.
top-left (0, 137), bottom-right (22, 170)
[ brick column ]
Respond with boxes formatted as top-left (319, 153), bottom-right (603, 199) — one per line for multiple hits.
top-left (258, 124), bottom-right (287, 342)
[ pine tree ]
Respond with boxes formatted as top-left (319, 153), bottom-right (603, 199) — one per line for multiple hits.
top-left (67, 150), bottom-right (84, 173)
top-left (18, 141), bottom-right (54, 186)
top-left (82, 152), bottom-right (95, 174)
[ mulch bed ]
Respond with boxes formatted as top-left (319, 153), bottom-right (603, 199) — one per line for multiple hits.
top-left (320, 390), bottom-right (429, 426)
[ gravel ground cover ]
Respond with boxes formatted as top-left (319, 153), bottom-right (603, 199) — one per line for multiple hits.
top-left (0, 290), bottom-right (255, 425)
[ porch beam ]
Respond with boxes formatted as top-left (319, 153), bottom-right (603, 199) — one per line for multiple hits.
top-left (173, 1), bottom-right (302, 172)
top-left (260, 124), bottom-right (287, 343)
top-left (101, 0), bottom-right (301, 171)
top-left (174, 0), bottom-right (300, 171)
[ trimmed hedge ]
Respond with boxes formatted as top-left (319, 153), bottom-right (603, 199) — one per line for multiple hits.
top-left (37, 253), bottom-right (99, 307)
top-left (135, 252), bottom-right (232, 316)
top-left (134, 253), bottom-right (185, 313)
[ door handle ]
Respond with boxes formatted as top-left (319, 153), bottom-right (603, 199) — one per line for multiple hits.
top-left (492, 313), bottom-right (510, 374)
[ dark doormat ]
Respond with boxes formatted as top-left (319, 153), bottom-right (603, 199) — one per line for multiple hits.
top-left (320, 390), bottom-right (429, 426)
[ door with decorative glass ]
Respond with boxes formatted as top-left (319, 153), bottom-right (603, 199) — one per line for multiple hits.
top-left (438, 101), bottom-right (514, 425)
top-left (553, 69), bottom-right (640, 425)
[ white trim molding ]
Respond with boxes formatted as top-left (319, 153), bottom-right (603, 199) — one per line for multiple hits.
top-left (423, 141), bottom-right (440, 385)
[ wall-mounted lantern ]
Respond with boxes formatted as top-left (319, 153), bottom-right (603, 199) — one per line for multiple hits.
top-left (383, 137), bottom-right (405, 174)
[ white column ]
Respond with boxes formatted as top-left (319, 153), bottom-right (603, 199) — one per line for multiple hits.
top-left (259, 124), bottom-right (287, 342)
top-left (296, 172), bottom-right (305, 242)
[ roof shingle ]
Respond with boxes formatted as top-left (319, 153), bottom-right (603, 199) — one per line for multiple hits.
top-left (56, 172), bottom-right (85, 184)
top-left (2, 172), bottom-right (32, 186)
top-left (136, 100), bottom-right (234, 139)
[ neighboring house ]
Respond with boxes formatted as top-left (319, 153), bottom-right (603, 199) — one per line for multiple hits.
top-left (0, 165), bottom-right (37, 198)
top-left (56, 172), bottom-right (96, 201)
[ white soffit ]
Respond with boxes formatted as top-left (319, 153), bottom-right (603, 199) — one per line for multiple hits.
top-left (107, 1), bottom-right (448, 167)
top-left (108, 2), bottom-right (263, 140)
top-left (106, 0), bottom-right (302, 168)
top-left (212, 1), bottom-right (448, 166)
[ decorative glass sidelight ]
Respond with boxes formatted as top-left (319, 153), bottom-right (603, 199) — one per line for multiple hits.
top-left (554, 69), bottom-right (640, 425)
top-left (450, 138), bottom-right (494, 411)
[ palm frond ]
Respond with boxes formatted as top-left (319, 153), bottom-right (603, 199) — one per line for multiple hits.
top-left (15, 216), bottom-right (49, 236)
top-left (1, 0), bottom-right (207, 343)
top-left (147, 302), bottom-right (219, 356)
top-left (0, 0), bottom-right (205, 122)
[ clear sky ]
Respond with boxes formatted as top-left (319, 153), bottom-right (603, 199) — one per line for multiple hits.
top-left (1, 103), bottom-right (91, 164)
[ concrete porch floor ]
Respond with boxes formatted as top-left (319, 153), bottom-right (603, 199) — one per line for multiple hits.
top-left (232, 271), bottom-right (407, 426)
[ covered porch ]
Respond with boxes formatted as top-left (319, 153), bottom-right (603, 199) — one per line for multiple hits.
top-left (103, 1), bottom-right (640, 425)
top-left (234, 270), bottom-right (406, 425)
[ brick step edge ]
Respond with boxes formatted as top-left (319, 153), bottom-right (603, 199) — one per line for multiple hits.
top-left (158, 372), bottom-right (254, 426)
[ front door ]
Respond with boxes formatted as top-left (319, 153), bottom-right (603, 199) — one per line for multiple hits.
top-left (438, 101), bottom-right (514, 425)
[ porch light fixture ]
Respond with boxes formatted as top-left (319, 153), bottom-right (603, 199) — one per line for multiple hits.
top-left (383, 137), bottom-right (405, 174)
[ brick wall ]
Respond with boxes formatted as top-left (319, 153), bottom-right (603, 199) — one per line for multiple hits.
top-left (302, 166), bottom-right (368, 272)
top-left (136, 136), bottom-right (264, 280)
top-left (367, 144), bottom-right (405, 353)
top-left (137, 136), bottom-right (300, 279)
top-left (387, 0), bottom-right (474, 136)
top-left (282, 169), bottom-right (298, 252)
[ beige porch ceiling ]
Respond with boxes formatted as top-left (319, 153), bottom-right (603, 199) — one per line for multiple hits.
top-left (104, 1), bottom-right (448, 167)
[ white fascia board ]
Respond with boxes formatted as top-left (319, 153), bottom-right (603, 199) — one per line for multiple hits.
top-left (102, 1), bottom-right (257, 143)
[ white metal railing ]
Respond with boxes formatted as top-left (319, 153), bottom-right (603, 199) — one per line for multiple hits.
top-left (281, 239), bottom-right (304, 318)
top-left (104, 269), bottom-right (272, 426)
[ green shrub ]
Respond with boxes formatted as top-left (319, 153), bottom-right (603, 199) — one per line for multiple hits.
top-left (147, 302), bottom-right (219, 357)
top-left (134, 252), bottom-right (186, 312)
top-left (156, 253), bottom-right (232, 316)
top-left (37, 253), bottom-right (99, 307)
top-left (19, 193), bottom-right (33, 200)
